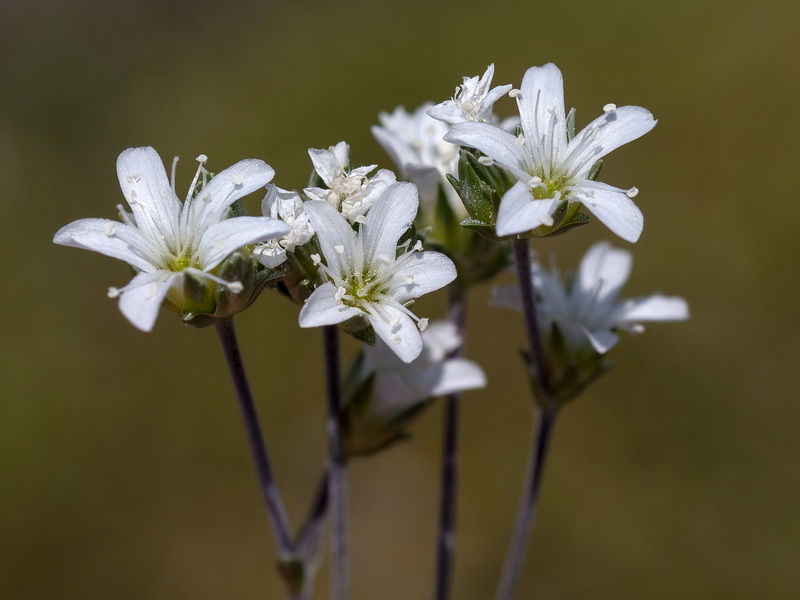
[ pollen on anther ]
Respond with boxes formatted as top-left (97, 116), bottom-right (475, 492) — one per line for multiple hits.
top-left (335, 286), bottom-right (347, 301)
top-left (603, 103), bottom-right (617, 113)
top-left (104, 223), bottom-right (117, 237)
top-left (232, 172), bottom-right (244, 186)
top-left (228, 281), bottom-right (244, 294)
top-left (509, 89), bottom-right (521, 98)
top-left (196, 154), bottom-right (208, 163)
top-left (334, 245), bottom-right (345, 254)
top-left (418, 318), bottom-right (429, 332)
top-left (311, 253), bottom-right (322, 265)
top-left (107, 287), bottom-right (120, 298)
top-left (626, 187), bottom-right (639, 198)
top-left (528, 176), bottom-right (542, 186)
top-left (390, 335), bottom-right (401, 345)
top-left (478, 156), bottom-right (494, 166)
top-left (405, 275), bottom-right (414, 284)
top-left (413, 240), bottom-right (423, 252)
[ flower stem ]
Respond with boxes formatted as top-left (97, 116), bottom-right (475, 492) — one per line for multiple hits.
top-left (213, 318), bottom-right (295, 559)
top-left (434, 284), bottom-right (468, 600)
top-left (511, 239), bottom-right (550, 395)
top-left (295, 469), bottom-right (330, 600)
top-left (493, 240), bottom-right (559, 600)
top-left (323, 325), bottom-right (348, 600)
top-left (494, 406), bottom-right (557, 600)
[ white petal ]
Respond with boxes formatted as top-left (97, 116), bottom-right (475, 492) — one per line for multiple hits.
top-left (363, 182), bottom-right (418, 262)
top-left (190, 158), bottom-right (275, 233)
top-left (371, 372), bottom-right (422, 415)
top-left (420, 321), bottom-right (461, 361)
top-left (298, 282), bottom-right (362, 328)
top-left (427, 102), bottom-right (466, 125)
top-left (308, 148), bottom-right (343, 186)
top-left (368, 306), bottom-right (423, 363)
top-left (496, 181), bottom-right (558, 236)
top-left (568, 106), bottom-right (656, 175)
top-left (390, 251), bottom-right (457, 303)
top-left (578, 241), bottom-right (632, 302)
top-left (116, 147), bottom-right (180, 246)
top-left (431, 358), bottom-right (487, 396)
top-left (372, 124), bottom-right (417, 175)
top-left (585, 327), bottom-right (619, 354)
top-left (53, 218), bottom-right (157, 273)
top-left (518, 64), bottom-right (567, 160)
top-left (117, 271), bottom-right (176, 332)
top-left (303, 200), bottom-right (357, 277)
top-left (444, 122), bottom-right (530, 180)
top-left (573, 182), bottom-right (643, 243)
top-left (197, 216), bottom-right (290, 270)
top-left (617, 295), bottom-right (689, 324)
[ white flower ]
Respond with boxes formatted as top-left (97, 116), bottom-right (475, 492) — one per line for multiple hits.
top-left (363, 321), bottom-right (487, 416)
top-left (304, 141), bottom-right (396, 223)
top-left (445, 63), bottom-right (657, 242)
top-left (427, 63), bottom-right (513, 125)
top-left (371, 104), bottom-right (462, 216)
top-left (253, 184), bottom-right (314, 268)
top-left (53, 146), bottom-right (289, 331)
top-left (492, 241), bottom-right (689, 354)
top-left (298, 182), bottom-right (457, 363)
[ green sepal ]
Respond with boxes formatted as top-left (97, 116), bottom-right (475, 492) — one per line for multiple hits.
top-left (588, 159), bottom-right (603, 181)
top-left (350, 325), bottom-right (376, 346)
top-left (566, 107), bottom-right (576, 142)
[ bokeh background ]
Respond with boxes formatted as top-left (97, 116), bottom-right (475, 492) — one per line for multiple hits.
top-left (2, 0), bottom-right (799, 598)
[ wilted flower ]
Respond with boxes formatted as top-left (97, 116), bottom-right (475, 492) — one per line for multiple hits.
top-left (253, 184), bottom-right (314, 269)
top-left (298, 182), bottom-right (457, 363)
top-left (54, 146), bottom-right (288, 331)
top-left (304, 141), bottom-right (396, 224)
top-left (446, 63), bottom-right (656, 242)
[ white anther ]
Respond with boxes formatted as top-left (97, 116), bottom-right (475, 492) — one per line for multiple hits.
top-left (417, 318), bottom-right (429, 332)
top-left (196, 154), bottom-right (208, 163)
top-left (478, 156), bottom-right (494, 166)
top-left (231, 172), bottom-right (244, 185)
top-left (603, 103), bottom-right (617, 113)
top-left (389, 315), bottom-right (401, 327)
top-left (515, 133), bottom-right (526, 146)
top-left (335, 286), bottom-right (347, 301)
top-left (509, 89), bottom-right (521, 98)
top-left (354, 215), bottom-right (367, 224)
top-left (107, 287), bottom-right (120, 298)
top-left (377, 254), bottom-right (391, 264)
top-left (528, 176), bottom-right (542, 186)
top-left (104, 223), bottom-right (117, 237)
top-left (626, 187), bottom-right (639, 198)
top-left (390, 335), bottom-right (401, 345)
top-left (228, 281), bottom-right (244, 294)
top-left (405, 275), bottom-right (414, 284)
top-left (334, 244), bottom-right (345, 255)
top-left (540, 214), bottom-right (555, 227)
top-left (201, 193), bottom-right (212, 203)
top-left (311, 253), bottom-right (322, 265)
top-left (125, 174), bottom-right (140, 183)
top-left (413, 240), bottom-right (423, 252)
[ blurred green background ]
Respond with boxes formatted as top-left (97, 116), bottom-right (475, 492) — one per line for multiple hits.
top-left (2, 0), bottom-right (799, 598)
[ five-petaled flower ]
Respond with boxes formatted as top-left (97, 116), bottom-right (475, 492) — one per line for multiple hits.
top-left (53, 146), bottom-right (289, 331)
top-left (445, 63), bottom-right (656, 242)
top-left (427, 63), bottom-right (512, 125)
top-left (298, 181), bottom-right (457, 363)
top-left (492, 241), bottom-right (689, 354)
